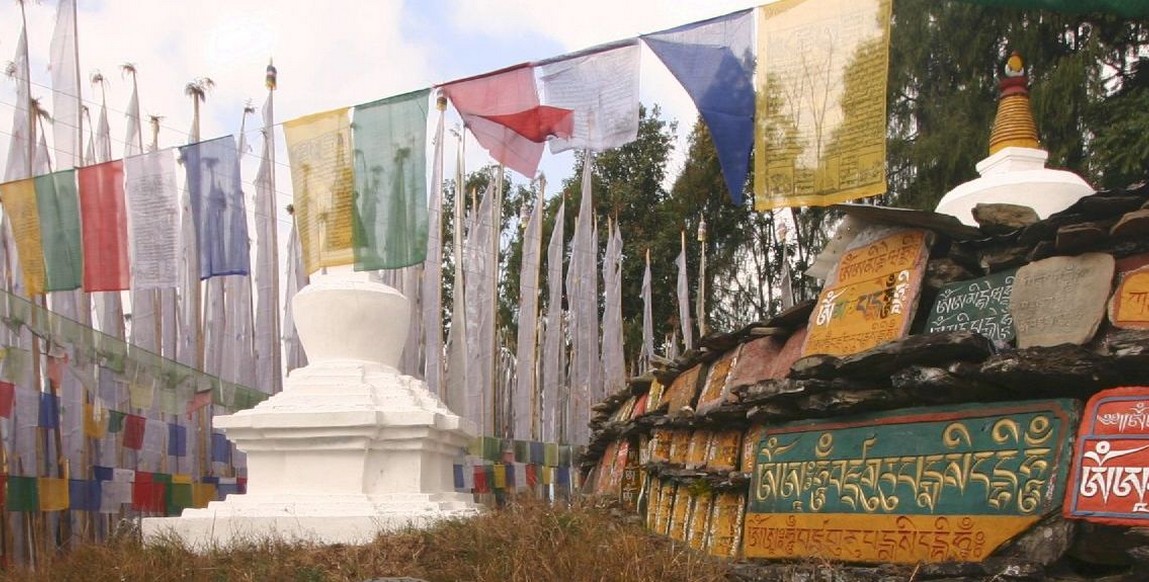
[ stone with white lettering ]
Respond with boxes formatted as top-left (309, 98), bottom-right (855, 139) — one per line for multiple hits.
top-left (926, 269), bottom-right (1017, 342)
top-left (1065, 386), bottom-right (1149, 526)
top-left (1010, 253), bottom-right (1115, 348)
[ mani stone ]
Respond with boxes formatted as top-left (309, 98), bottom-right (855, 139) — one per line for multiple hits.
top-left (973, 202), bottom-right (1040, 234)
top-left (1109, 265), bottom-right (1149, 330)
top-left (1011, 252), bottom-right (1115, 348)
top-left (725, 336), bottom-right (784, 391)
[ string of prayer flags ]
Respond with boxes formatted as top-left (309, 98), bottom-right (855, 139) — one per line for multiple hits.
top-left (35, 170), bottom-right (83, 291)
top-left (78, 160), bottom-right (130, 291)
top-left (350, 89), bottom-right (431, 270)
top-left (536, 40), bottom-right (641, 153)
top-left (283, 108), bottom-right (355, 275)
top-left (440, 64), bottom-right (572, 177)
top-left (124, 149), bottom-right (180, 289)
top-left (643, 9), bottom-right (755, 204)
top-left (180, 136), bottom-right (251, 278)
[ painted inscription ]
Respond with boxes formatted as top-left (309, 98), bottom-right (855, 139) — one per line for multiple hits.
top-left (744, 400), bottom-right (1079, 563)
top-left (707, 491), bottom-right (747, 558)
top-left (663, 365), bottom-right (702, 414)
top-left (1066, 387), bottom-right (1149, 526)
top-left (1109, 266), bottom-right (1149, 329)
top-left (803, 229), bottom-right (928, 357)
top-left (926, 269), bottom-right (1016, 342)
top-left (697, 346), bottom-right (740, 414)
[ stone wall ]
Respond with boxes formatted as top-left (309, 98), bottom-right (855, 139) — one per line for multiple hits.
top-left (582, 184), bottom-right (1149, 580)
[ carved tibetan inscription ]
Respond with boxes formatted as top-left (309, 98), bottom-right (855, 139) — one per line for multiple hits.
top-left (1066, 386), bottom-right (1149, 526)
top-left (1109, 266), bottom-right (1149, 329)
top-left (926, 269), bottom-right (1017, 342)
top-left (743, 400), bottom-right (1080, 563)
top-left (1011, 253), bottom-right (1115, 348)
top-left (803, 229), bottom-right (929, 356)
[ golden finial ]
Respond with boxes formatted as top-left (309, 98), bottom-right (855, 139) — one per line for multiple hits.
top-left (436, 90), bottom-right (448, 112)
top-left (988, 51), bottom-right (1039, 154)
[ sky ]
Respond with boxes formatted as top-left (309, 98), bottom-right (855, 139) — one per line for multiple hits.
top-left (0, 0), bottom-right (760, 233)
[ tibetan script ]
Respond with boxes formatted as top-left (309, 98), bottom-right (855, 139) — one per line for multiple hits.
top-left (926, 269), bottom-right (1016, 342)
top-left (1067, 386), bottom-right (1149, 526)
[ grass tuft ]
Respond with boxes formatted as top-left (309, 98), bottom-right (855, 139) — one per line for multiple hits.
top-left (0, 500), bottom-right (730, 582)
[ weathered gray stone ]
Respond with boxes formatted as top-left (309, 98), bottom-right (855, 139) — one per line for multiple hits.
top-left (1111, 208), bottom-right (1149, 239)
top-left (1056, 221), bottom-right (1110, 254)
top-left (973, 202), bottom-right (1040, 234)
top-left (925, 257), bottom-right (979, 289)
top-left (1011, 253), bottom-right (1115, 348)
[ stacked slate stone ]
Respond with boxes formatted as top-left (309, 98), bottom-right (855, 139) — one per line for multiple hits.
top-left (580, 182), bottom-right (1149, 579)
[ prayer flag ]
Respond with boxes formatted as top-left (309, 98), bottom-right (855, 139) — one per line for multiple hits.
top-left (513, 190), bottom-right (543, 439)
top-left (453, 464), bottom-right (464, 490)
top-left (422, 99), bottom-right (446, 396)
top-left (78, 160), bottom-right (130, 291)
top-left (676, 233), bottom-right (693, 351)
top-left (7, 476), bottom-right (38, 511)
top-left (754, 0), bottom-right (892, 209)
top-left (283, 108), bottom-right (355, 274)
top-left (180, 136), bottom-right (251, 278)
top-left (49, 0), bottom-right (81, 170)
top-left (124, 149), bottom-right (180, 289)
top-left (4, 26), bottom-right (31, 182)
top-left (168, 423), bottom-right (187, 457)
top-left (35, 170), bottom-right (83, 291)
top-left (537, 41), bottom-right (641, 153)
top-left (132, 480), bottom-right (166, 513)
top-left (83, 401), bottom-right (107, 438)
top-left (541, 200), bottom-right (565, 443)
top-left (0, 381), bottom-right (13, 417)
top-left (99, 480), bottom-right (130, 513)
top-left (38, 477), bottom-right (69, 511)
top-left (38, 391), bottom-right (59, 429)
top-left (68, 479), bottom-right (101, 511)
top-left (253, 90), bottom-right (281, 395)
top-left (107, 410), bottom-right (125, 433)
top-left (441, 64), bottom-right (571, 177)
top-left (643, 9), bottom-right (755, 204)
top-left (192, 483), bottom-right (215, 508)
top-left (1, 179), bottom-right (47, 295)
top-left (168, 482), bottom-right (193, 514)
top-left (123, 413), bottom-right (145, 449)
top-left (350, 89), bottom-right (430, 269)
top-left (641, 249), bottom-right (654, 369)
top-left (212, 431), bottom-right (231, 463)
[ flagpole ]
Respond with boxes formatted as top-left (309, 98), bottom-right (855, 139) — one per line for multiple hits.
top-left (265, 61), bottom-right (282, 393)
top-left (696, 215), bottom-right (707, 338)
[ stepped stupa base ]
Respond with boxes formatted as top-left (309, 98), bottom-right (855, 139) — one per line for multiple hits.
top-left (142, 271), bottom-right (479, 549)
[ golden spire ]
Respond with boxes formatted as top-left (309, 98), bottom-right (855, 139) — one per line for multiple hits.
top-left (988, 52), bottom-right (1040, 155)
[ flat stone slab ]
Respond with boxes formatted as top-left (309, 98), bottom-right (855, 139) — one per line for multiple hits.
top-left (1066, 386), bottom-right (1149, 527)
top-left (925, 269), bottom-right (1018, 342)
top-left (1110, 265), bottom-right (1149, 329)
top-left (1011, 252), bottom-right (1115, 347)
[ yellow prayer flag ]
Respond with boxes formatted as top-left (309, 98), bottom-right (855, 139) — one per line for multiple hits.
top-left (83, 402), bottom-right (107, 439)
top-left (282, 108), bottom-right (355, 275)
top-left (754, 0), bottom-right (892, 210)
top-left (128, 377), bottom-right (155, 410)
top-left (38, 477), bottom-right (69, 511)
top-left (192, 483), bottom-right (216, 508)
top-left (0, 179), bottom-right (47, 295)
top-left (542, 466), bottom-right (554, 485)
top-left (493, 464), bottom-right (507, 490)
top-left (172, 473), bottom-right (193, 485)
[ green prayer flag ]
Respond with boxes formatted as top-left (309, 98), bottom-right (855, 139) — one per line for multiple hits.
top-left (7, 476), bottom-right (39, 512)
top-left (351, 89), bottom-right (430, 270)
top-left (167, 482), bottom-right (193, 515)
top-left (34, 170), bottom-right (83, 292)
top-left (107, 410), bottom-right (125, 433)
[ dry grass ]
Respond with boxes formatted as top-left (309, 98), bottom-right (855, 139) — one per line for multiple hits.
top-left (0, 500), bottom-right (731, 582)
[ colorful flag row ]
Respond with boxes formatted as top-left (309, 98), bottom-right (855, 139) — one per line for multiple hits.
top-left (0, 471), bottom-right (245, 514)
top-left (453, 462), bottom-right (573, 493)
top-left (466, 435), bottom-right (578, 467)
top-left (0, 138), bottom-right (249, 297)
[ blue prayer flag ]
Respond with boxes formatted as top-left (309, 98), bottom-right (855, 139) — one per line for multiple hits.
top-left (643, 9), bottom-right (755, 204)
top-left (168, 423), bottom-right (187, 457)
top-left (93, 466), bottom-right (114, 481)
top-left (38, 392), bottom-right (59, 429)
top-left (179, 136), bottom-right (251, 278)
top-left (68, 479), bottom-right (101, 511)
top-left (211, 432), bottom-right (231, 464)
top-left (453, 464), bottom-right (464, 490)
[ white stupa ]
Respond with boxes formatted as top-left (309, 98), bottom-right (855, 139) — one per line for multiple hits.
top-left (935, 53), bottom-right (1094, 226)
top-left (142, 267), bottom-right (480, 548)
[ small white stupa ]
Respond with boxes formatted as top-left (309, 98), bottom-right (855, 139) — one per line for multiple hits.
top-left (935, 53), bottom-right (1094, 226)
top-left (142, 268), bottom-right (480, 548)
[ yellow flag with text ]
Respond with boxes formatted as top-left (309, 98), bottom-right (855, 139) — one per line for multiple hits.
top-left (0, 179), bottom-right (46, 295)
top-left (282, 108), bottom-right (355, 275)
top-left (754, 0), bottom-right (892, 210)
